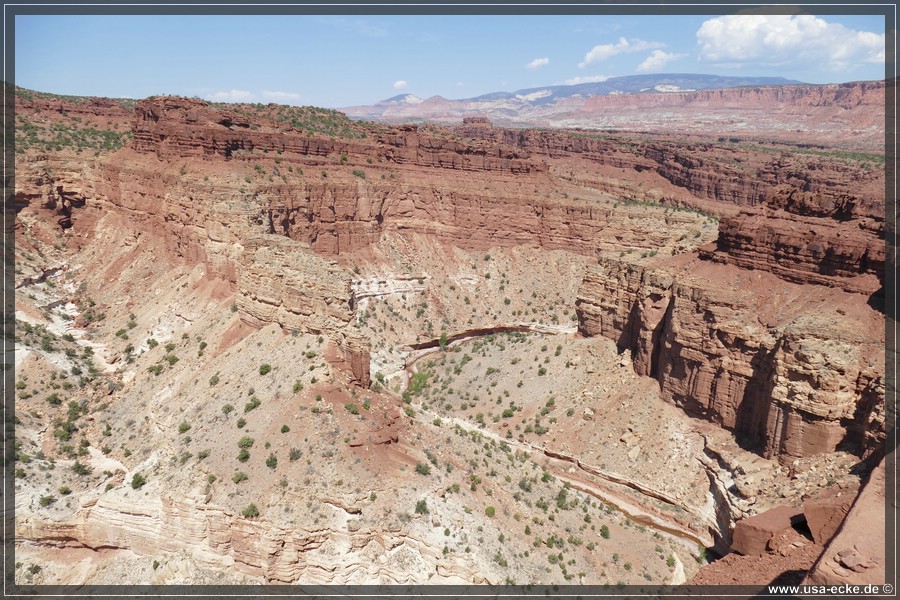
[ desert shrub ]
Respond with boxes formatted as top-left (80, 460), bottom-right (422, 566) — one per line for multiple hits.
top-left (71, 461), bottom-right (92, 476)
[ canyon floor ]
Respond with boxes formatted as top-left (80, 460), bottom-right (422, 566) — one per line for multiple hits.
top-left (10, 86), bottom-right (888, 590)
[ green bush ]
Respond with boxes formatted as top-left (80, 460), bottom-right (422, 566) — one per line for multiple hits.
top-left (415, 499), bottom-right (428, 514)
top-left (232, 471), bottom-right (248, 483)
top-left (238, 436), bottom-right (255, 448)
top-left (415, 463), bottom-right (431, 475)
top-left (485, 506), bottom-right (496, 517)
top-left (266, 454), bottom-right (277, 469)
top-left (259, 364), bottom-right (272, 375)
top-left (178, 422), bottom-right (191, 434)
top-left (600, 525), bottom-right (610, 539)
top-left (237, 448), bottom-right (250, 462)
top-left (131, 473), bottom-right (147, 489)
top-left (241, 503), bottom-right (259, 517)
top-left (71, 461), bottom-right (92, 475)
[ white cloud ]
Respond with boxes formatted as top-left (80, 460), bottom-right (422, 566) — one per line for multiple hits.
top-left (637, 50), bottom-right (685, 73)
top-left (526, 57), bottom-right (550, 70)
top-left (562, 75), bottom-right (611, 85)
top-left (578, 37), bottom-right (665, 68)
top-left (696, 15), bottom-right (884, 71)
top-left (393, 80), bottom-right (408, 90)
top-left (208, 89), bottom-right (254, 102)
top-left (262, 90), bottom-right (301, 102)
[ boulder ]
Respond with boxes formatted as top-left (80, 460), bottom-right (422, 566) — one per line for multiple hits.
top-left (731, 505), bottom-right (805, 556)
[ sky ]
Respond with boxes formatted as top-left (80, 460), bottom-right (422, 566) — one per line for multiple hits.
top-left (13, 11), bottom-right (888, 108)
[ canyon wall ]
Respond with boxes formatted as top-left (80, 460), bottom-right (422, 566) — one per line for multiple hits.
top-left (18, 95), bottom-right (885, 466)
top-left (699, 183), bottom-right (885, 295)
top-left (578, 81), bottom-right (885, 113)
top-left (236, 234), bottom-right (370, 386)
top-left (456, 118), bottom-right (884, 217)
top-left (576, 257), bottom-right (885, 462)
top-left (132, 97), bottom-right (538, 173)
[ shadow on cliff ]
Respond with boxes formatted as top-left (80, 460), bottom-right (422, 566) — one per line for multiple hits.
top-left (733, 341), bottom-right (781, 456)
top-left (867, 284), bottom-right (886, 315)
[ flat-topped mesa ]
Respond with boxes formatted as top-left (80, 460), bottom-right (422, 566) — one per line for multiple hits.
top-left (16, 93), bottom-right (134, 120)
top-left (131, 97), bottom-right (541, 174)
top-left (576, 257), bottom-right (885, 463)
top-left (452, 116), bottom-right (496, 139)
top-left (697, 173), bottom-right (885, 294)
top-left (236, 234), bottom-right (370, 387)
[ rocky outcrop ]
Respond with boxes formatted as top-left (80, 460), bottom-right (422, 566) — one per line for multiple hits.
top-left (16, 492), bottom-right (472, 584)
top-left (731, 505), bottom-right (805, 556)
top-left (804, 458), bottom-right (886, 585)
top-left (132, 97), bottom-right (539, 174)
top-left (579, 81), bottom-right (885, 113)
top-left (15, 92), bottom-right (133, 120)
top-left (701, 208), bottom-right (884, 294)
top-left (236, 234), bottom-right (370, 387)
top-left (575, 257), bottom-right (885, 462)
top-left (803, 493), bottom-right (854, 546)
top-left (457, 124), bottom-right (884, 216)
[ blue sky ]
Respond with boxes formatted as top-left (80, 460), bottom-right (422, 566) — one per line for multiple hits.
top-left (14, 12), bottom-right (887, 108)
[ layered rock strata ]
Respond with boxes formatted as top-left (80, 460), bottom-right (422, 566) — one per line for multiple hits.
top-left (237, 234), bottom-right (370, 387)
top-left (455, 118), bottom-right (884, 216)
top-left (575, 257), bottom-right (885, 462)
top-left (132, 97), bottom-right (538, 173)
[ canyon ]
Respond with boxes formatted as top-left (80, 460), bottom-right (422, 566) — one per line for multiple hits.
top-left (11, 84), bottom-right (888, 590)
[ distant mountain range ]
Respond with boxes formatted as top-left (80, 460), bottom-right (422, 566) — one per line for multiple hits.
top-left (341, 73), bottom-right (806, 123)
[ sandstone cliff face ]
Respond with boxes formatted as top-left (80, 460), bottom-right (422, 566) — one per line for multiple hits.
top-left (132, 97), bottom-right (539, 174)
top-left (698, 164), bottom-right (885, 294)
top-left (17, 94), bottom-right (884, 468)
top-left (16, 492), bottom-right (482, 584)
top-left (457, 122), bottom-right (883, 218)
top-left (237, 234), bottom-right (370, 386)
top-left (15, 93), bottom-right (133, 121)
top-left (580, 81), bottom-right (885, 113)
top-left (576, 257), bottom-right (885, 462)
